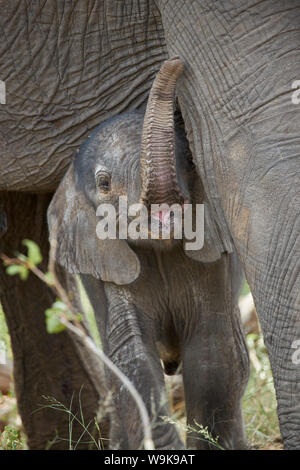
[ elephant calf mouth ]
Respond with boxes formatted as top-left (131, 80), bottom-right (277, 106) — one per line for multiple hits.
top-left (125, 208), bottom-right (185, 242)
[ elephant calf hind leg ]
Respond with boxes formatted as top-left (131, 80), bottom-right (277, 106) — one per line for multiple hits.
top-left (182, 314), bottom-right (249, 450)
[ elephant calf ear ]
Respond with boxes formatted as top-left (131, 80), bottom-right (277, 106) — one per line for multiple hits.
top-left (184, 200), bottom-right (224, 263)
top-left (183, 173), bottom-right (230, 262)
top-left (47, 164), bottom-right (140, 285)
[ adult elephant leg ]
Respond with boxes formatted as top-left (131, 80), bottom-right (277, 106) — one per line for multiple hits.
top-left (157, 0), bottom-right (300, 449)
top-left (82, 276), bottom-right (184, 450)
top-left (182, 255), bottom-right (249, 450)
top-left (0, 192), bottom-right (108, 449)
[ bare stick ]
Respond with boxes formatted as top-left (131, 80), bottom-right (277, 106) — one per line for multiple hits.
top-left (60, 317), bottom-right (154, 450)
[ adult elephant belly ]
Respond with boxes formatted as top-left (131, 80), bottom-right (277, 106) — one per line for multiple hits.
top-left (0, 0), bottom-right (167, 191)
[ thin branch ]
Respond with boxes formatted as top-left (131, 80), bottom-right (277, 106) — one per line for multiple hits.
top-left (1, 237), bottom-right (154, 450)
top-left (48, 238), bottom-right (76, 316)
top-left (60, 317), bottom-right (154, 450)
top-left (48, 235), bottom-right (154, 450)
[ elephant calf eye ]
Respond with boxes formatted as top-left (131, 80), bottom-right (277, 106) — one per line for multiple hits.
top-left (95, 171), bottom-right (111, 192)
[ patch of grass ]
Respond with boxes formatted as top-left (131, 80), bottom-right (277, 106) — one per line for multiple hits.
top-left (0, 305), bottom-right (25, 449)
top-left (241, 280), bottom-right (251, 296)
top-left (0, 425), bottom-right (26, 450)
top-left (0, 277), bottom-right (281, 450)
top-left (35, 391), bottom-right (108, 450)
top-left (0, 426), bottom-right (22, 450)
top-left (242, 334), bottom-right (280, 449)
top-left (162, 415), bottom-right (224, 449)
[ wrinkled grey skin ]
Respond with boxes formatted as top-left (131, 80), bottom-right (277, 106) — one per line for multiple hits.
top-left (48, 111), bottom-right (250, 449)
top-left (0, 0), bottom-right (299, 449)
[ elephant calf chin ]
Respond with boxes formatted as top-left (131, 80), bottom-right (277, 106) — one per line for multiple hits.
top-left (48, 58), bottom-right (250, 450)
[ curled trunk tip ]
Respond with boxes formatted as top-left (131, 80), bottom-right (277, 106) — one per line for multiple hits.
top-left (159, 56), bottom-right (184, 80)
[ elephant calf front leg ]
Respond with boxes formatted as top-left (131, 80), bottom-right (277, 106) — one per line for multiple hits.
top-left (104, 285), bottom-right (184, 450)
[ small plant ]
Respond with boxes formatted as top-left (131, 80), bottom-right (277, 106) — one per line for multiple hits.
top-left (162, 416), bottom-right (224, 450)
top-left (243, 333), bottom-right (280, 448)
top-left (2, 239), bottom-right (83, 334)
top-left (0, 425), bottom-right (26, 450)
top-left (35, 391), bottom-right (107, 450)
top-left (45, 300), bottom-right (82, 334)
top-left (2, 239), bottom-right (155, 450)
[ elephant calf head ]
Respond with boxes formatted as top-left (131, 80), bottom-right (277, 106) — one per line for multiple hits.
top-left (48, 58), bottom-right (221, 286)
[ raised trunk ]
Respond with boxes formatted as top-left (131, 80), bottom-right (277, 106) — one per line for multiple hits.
top-left (157, 0), bottom-right (300, 449)
top-left (140, 57), bottom-right (184, 205)
top-left (0, 192), bottom-right (109, 449)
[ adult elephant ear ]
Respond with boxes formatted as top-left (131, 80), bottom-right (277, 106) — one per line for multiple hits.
top-left (183, 174), bottom-right (226, 263)
top-left (47, 164), bottom-right (141, 285)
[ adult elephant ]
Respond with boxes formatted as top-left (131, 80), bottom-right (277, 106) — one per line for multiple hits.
top-left (158, 1), bottom-right (300, 450)
top-left (0, 0), bottom-right (299, 450)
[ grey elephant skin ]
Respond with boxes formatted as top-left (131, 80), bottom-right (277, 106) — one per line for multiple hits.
top-left (48, 57), bottom-right (250, 449)
top-left (0, 0), bottom-right (299, 449)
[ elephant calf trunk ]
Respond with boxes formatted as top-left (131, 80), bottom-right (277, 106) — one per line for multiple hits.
top-left (140, 57), bottom-right (185, 206)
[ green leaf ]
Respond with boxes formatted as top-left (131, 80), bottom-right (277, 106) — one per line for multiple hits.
top-left (52, 300), bottom-right (68, 311)
top-left (19, 265), bottom-right (29, 280)
top-left (6, 265), bottom-right (23, 276)
top-left (6, 264), bottom-right (29, 280)
top-left (22, 239), bottom-right (42, 266)
top-left (45, 308), bottom-right (66, 334)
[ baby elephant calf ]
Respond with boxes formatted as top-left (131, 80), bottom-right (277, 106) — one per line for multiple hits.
top-left (48, 58), bottom-right (249, 450)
